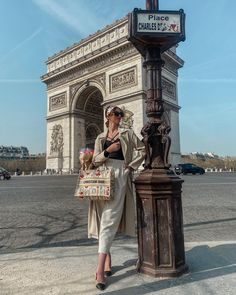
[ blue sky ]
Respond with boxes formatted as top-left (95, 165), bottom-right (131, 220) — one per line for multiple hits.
top-left (0, 0), bottom-right (235, 156)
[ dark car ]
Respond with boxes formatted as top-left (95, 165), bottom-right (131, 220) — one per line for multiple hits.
top-left (174, 163), bottom-right (205, 175)
top-left (0, 167), bottom-right (11, 180)
top-left (16, 168), bottom-right (22, 176)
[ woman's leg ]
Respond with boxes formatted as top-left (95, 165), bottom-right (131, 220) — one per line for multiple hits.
top-left (105, 252), bottom-right (111, 271)
top-left (96, 160), bottom-right (129, 284)
top-left (98, 161), bottom-right (129, 254)
top-left (96, 253), bottom-right (107, 282)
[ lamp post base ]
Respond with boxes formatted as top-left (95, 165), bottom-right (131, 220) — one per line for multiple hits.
top-left (137, 261), bottom-right (188, 278)
top-left (135, 169), bottom-right (188, 278)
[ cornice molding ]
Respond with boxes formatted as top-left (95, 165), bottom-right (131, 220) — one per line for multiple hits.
top-left (164, 100), bottom-right (181, 112)
top-left (165, 48), bottom-right (184, 68)
top-left (47, 112), bottom-right (71, 121)
top-left (45, 17), bottom-right (129, 74)
top-left (44, 43), bottom-right (138, 90)
top-left (102, 90), bottom-right (146, 106)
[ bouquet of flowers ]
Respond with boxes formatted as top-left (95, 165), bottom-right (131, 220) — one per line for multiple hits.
top-left (79, 148), bottom-right (94, 170)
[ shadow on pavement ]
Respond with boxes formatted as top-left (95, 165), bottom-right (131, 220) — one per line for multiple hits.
top-left (103, 243), bottom-right (236, 294)
top-left (0, 210), bottom-right (89, 254)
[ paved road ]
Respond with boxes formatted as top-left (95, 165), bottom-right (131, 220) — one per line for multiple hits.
top-left (182, 173), bottom-right (236, 242)
top-left (0, 173), bottom-right (236, 253)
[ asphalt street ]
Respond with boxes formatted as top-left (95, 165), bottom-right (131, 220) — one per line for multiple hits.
top-left (0, 173), bottom-right (236, 253)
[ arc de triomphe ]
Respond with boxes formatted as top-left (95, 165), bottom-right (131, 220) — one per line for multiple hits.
top-left (41, 16), bottom-right (184, 173)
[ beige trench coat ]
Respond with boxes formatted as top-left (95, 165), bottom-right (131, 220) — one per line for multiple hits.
top-left (88, 127), bottom-right (146, 239)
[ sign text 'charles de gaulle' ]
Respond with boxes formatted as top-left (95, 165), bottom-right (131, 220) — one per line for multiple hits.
top-left (137, 13), bottom-right (181, 33)
top-left (132, 9), bottom-right (185, 37)
top-left (128, 9), bottom-right (185, 54)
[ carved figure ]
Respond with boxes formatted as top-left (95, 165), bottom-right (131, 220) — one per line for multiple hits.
top-left (119, 106), bottom-right (134, 129)
top-left (50, 124), bottom-right (64, 156)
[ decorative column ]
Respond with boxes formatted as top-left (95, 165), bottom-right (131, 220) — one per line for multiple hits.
top-left (129, 0), bottom-right (188, 277)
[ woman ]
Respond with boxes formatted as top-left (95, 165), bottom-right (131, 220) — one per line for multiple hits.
top-left (89, 105), bottom-right (146, 290)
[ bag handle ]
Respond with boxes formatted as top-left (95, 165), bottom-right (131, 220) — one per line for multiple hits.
top-left (88, 161), bottom-right (108, 171)
top-left (88, 162), bottom-right (96, 170)
top-left (101, 162), bottom-right (109, 171)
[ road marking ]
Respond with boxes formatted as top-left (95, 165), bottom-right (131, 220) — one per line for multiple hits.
top-left (185, 241), bottom-right (236, 247)
top-left (191, 263), bottom-right (236, 275)
top-left (184, 182), bottom-right (236, 185)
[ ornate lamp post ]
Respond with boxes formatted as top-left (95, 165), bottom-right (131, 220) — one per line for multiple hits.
top-left (128, 0), bottom-right (188, 277)
top-left (146, 0), bottom-right (159, 10)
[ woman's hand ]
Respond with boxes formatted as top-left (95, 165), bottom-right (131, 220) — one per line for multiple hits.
top-left (124, 165), bottom-right (134, 173)
top-left (128, 166), bottom-right (134, 172)
top-left (106, 141), bottom-right (121, 153)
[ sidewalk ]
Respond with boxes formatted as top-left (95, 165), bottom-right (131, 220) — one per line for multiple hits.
top-left (1, 238), bottom-right (236, 295)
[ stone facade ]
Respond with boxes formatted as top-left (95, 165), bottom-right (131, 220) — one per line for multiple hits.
top-left (41, 16), bottom-right (184, 173)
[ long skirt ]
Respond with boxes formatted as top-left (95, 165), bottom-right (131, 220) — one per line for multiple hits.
top-left (93, 159), bottom-right (129, 254)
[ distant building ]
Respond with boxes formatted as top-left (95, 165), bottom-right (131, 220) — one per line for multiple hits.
top-left (0, 146), bottom-right (29, 159)
top-left (189, 152), bottom-right (206, 161)
top-left (205, 152), bottom-right (219, 159)
top-left (188, 152), bottom-right (220, 161)
top-left (29, 153), bottom-right (46, 159)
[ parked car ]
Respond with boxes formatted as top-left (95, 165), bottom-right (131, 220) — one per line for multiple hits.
top-left (16, 168), bottom-right (22, 176)
top-left (0, 167), bottom-right (11, 180)
top-left (174, 163), bottom-right (205, 175)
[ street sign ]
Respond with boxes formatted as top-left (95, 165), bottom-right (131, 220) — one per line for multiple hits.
top-left (137, 12), bottom-right (181, 34)
top-left (128, 9), bottom-right (185, 54)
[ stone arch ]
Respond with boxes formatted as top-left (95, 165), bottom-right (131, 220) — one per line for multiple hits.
top-left (71, 84), bottom-right (104, 170)
top-left (71, 80), bottom-right (105, 112)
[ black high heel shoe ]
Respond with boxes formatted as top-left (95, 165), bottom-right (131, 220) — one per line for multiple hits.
top-left (95, 273), bottom-right (106, 291)
top-left (104, 269), bottom-right (112, 277)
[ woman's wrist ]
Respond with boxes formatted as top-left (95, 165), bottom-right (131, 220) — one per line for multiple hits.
top-left (125, 165), bottom-right (134, 172)
top-left (104, 150), bottom-right (110, 158)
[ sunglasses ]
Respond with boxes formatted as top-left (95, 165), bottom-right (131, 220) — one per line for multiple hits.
top-left (112, 111), bottom-right (124, 117)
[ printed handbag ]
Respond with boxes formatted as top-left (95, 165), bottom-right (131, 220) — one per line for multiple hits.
top-left (74, 166), bottom-right (115, 201)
